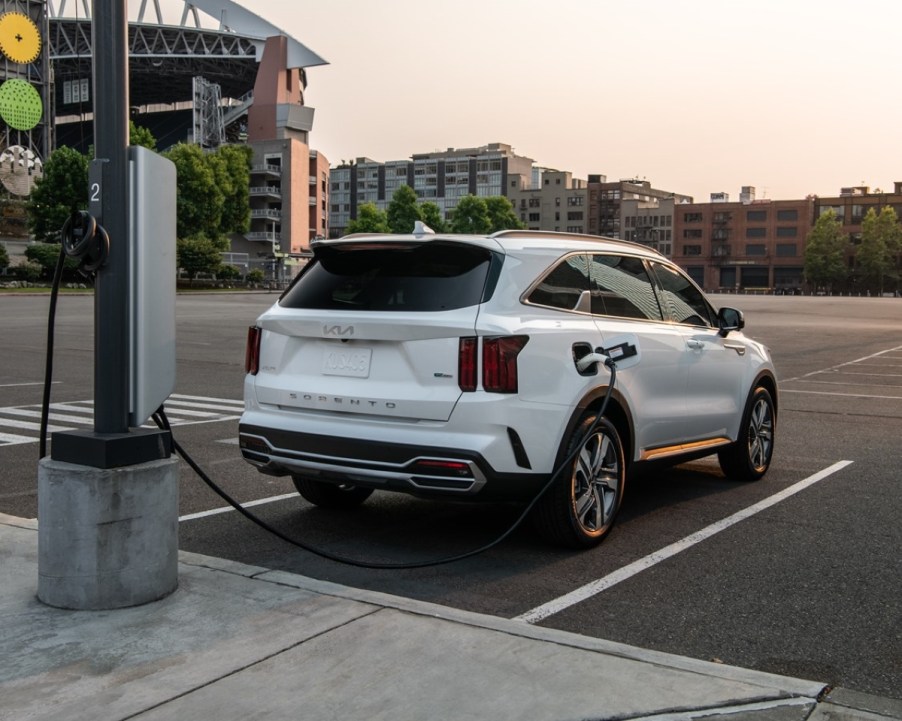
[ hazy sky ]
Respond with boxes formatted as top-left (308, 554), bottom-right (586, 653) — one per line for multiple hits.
top-left (179, 1), bottom-right (899, 201)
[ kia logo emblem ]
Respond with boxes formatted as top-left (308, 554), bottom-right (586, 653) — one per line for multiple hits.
top-left (324, 325), bottom-right (354, 337)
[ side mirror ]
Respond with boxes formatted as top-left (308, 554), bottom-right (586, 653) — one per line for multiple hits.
top-left (717, 307), bottom-right (744, 337)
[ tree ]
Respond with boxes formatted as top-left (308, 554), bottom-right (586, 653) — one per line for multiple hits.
top-left (0, 242), bottom-right (8, 271)
top-left (211, 144), bottom-right (252, 235)
top-left (857, 206), bottom-right (901, 294)
top-left (485, 196), bottom-right (524, 232)
top-left (419, 201), bottom-right (447, 232)
top-left (164, 143), bottom-right (225, 242)
top-left (386, 185), bottom-right (420, 233)
top-left (347, 202), bottom-right (390, 234)
top-left (449, 195), bottom-right (492, 234)
top-left (177, 233), bottom-right (222, 281)
top-left (804, 209), bottom-right (848, 292)
top-left (129, 121), bottom-right (157, 150)
top-left (25, 146), bottom-right (89, 242)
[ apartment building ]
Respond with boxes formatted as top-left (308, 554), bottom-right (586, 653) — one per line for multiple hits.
top-left (512, 169), bottom-right (589, 233)
top-left (621, 196), bottom-right (678, 257)
top-left (813, 181), bottom-right (902, 258)
top-left (671, 189), bottom-right (814, 291)
top-left (586, 177), bottom-right (692, 241)
top-left (328, 143), bottom-right (534, 236)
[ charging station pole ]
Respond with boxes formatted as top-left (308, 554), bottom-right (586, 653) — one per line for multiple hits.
top-left (37, 0), bottom-right (179, 610)
top-left (91, 0), bottom-right (129, 434)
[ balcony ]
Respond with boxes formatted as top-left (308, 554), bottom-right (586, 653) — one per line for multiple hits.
top-left (250, 208), bottom-right (282, 220)
top-left (245, 232), bottom-right (281, 243)
top-left (249, 186), bottom-right (281, 200)
top-left (251, 164), bottom-right (282, 177)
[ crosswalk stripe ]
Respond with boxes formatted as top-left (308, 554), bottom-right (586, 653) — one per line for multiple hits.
top-left (1, 408), bottom-right (95, 425)
top-left (0, 432), bottom-right (37, 445)
top-left (0, 395), bottom-right (244, 447)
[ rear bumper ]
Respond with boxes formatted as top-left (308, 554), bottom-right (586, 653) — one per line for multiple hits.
top-left (239, 421), bottom-right (549, 501)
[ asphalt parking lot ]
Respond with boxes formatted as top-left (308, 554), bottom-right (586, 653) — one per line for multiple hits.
top-left (0, 292), bottom-right (899, 699)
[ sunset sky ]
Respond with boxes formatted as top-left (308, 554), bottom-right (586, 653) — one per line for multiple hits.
top-left (154, 1), bottom-right (900, 201)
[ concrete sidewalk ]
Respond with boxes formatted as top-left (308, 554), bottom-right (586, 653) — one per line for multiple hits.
top-left (2, 513), bottom-right (899, 721)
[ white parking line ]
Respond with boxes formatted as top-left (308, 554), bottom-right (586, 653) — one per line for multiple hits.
top-left (514, 460), bottom-right (854, 624)
top-left (781, 390), bottom-right (901, 400)
top-left (178, 492), bottom-right (299, 522)
top-left (782, 345), bottom-right (902, 383)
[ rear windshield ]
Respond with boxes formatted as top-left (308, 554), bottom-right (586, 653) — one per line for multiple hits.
top-left (280, 241), bottom-right (498, 311)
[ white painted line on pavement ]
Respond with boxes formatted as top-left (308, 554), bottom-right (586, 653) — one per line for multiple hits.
top-left (514, 460), bottom-right (854, 625)
top-left (178, 492), bottom-right (299, 522)
top-left (171, 393), bottom-right (244, 406)
top-left (0, 431), bottom-right (36, 445)
top-left (0, 381), bottom-right (60, 388)
top-left (782, 345), bottom-right (902, 383)
top-left (781, 390), bottom-right (901, 400)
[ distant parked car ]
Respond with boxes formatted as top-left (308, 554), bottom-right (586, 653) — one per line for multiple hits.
top-left (240, 226), bottom-right (778, 548)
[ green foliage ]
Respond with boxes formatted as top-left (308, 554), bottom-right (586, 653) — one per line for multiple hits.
top-left (485, 196), bottom-right (525, 232)
top-left (13, 260), bottom-right (42, 282)
top-left (347, 202), bottom-right (390, 234)
top-left (24, 243), bottom-right (80, 279)
top-left (177, 233), bottom-right (222, 280)
top-left (247, 268), bottom-right (265, 283)
top-left (857, 206), bottom-right (901, 294)
top-left (218, 264), bottom-right (241, 280)
top-left (164, 144), bottom-right (225, 240)
top-left (129, 121), bottom-right (157, 150)
top-left (418, 202), bottom-right (447, 232)
top-left (449, 195), bottom-right (492, 234)
top-left (804, 210), bottom-right (849, 291)
top-left (0, 242), bottom-right (9, 270)
top-left (26, 146), bottom-right (89, 242)
top-left (212, 144), bottom-right (253, 234)
top-left (386, 185), bottom-right (421, 233)
top-left (163, 143), bottom-right (252, 244)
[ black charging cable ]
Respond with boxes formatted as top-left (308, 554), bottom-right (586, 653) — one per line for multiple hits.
top-left (154, 358), bottom-right (618, 570)
top-left (39, 211), bottom-right (110, 459)
top-left (39, 245), bottom-right (68, 459)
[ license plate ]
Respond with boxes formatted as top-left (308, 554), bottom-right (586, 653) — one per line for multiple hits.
top-left (322, 348), bottom-right (372, 378)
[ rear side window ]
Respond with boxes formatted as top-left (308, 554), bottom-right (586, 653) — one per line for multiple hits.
top-left (650, 261), bottom-right (716, 326)
top-left (526, 253), bottom-right (590, 311)
top-left (589, 254), bottom-right (663, 321)
top-left (280, 242), bottom-right (497, 311)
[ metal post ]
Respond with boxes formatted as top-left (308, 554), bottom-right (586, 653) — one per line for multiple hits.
top-left (92, 0), bottom-right (130, 434)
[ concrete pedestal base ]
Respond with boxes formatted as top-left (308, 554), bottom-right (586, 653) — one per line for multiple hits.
top-left (38, 456), bottom-right (179, 610)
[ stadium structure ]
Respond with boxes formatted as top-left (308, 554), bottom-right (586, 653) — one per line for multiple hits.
top-left (0, 0), bottom-right (331, 277)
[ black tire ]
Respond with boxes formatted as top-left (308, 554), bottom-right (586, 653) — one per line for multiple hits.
top-left (718, 386), bottom-right (776, 481)
top-left (292, 476), bottom-right (373, 509)
top-left (533, 415), bottom-right (625, 549)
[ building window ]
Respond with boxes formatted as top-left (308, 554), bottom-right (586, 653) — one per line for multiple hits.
top-left (567, 211), bottom-right (584, 221)
top-left (747, 210), bottom-right (767, 222)
top-left (567, 226), bottom-right (582, 233)
top-left (528, 197), bottom-right (540, 207)
top-left (776, 244), bottom-right (797, 257)
top-left (746, 227), bottom-right (766, 238)
top-left (776, 209), bottom-right (798, 221)
top-left (713, 212), bottom-right (731, 223)
top-left (683, 212), bottom-right (703, 223)
top-left (529, 213), bottom-right (540, 222)
top-left (746, 244), bottom-right (767, 256)
top-left (683, 229), bottom-right (702, 239)
top-left (567, 196), bottom-right (584, 206)
top-left (776, 226), bottom-right (798, 237)
top-left (683, 245), bottom-right (702, 256)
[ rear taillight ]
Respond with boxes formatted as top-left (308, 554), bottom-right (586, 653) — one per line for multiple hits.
top-left (458, 337), bottom-right (478, 391)
top-left (245, 326), bottom-right (261, 375)
top-left (482, 335), bottom-right (529, 393)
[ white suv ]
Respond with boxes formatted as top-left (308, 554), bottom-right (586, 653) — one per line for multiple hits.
top-left (240, 226), bottom-right (777, 548)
